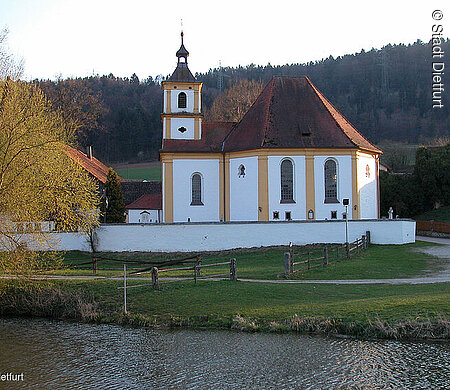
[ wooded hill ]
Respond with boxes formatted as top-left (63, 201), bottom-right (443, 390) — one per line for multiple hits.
top-left (37, 39), bottom-right (449, 163)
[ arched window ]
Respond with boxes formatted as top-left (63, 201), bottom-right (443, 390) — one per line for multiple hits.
top-left (191, 173), bottom-right (203, 205)
top-left (324, 159), bottom-right (338, 203)
top-left (280, 159), bottom-right (294, 203)
top-left (178, 92), bottom-right (187, 109)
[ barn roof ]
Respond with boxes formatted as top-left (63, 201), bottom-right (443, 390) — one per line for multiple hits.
top-left (125, 194), bottom-right (162, 210)
top-left (64, 145), bottom-right (123, 184)
top-left (121, 180), bottom-right (162, 206)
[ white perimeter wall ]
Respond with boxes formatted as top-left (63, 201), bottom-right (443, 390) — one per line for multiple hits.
top-left (358, 153), bottom-right (378, 219)
top-left (15, 220), bottom-right (415, 252)
top-left (314, 155), bottom-right (353, 220)
top-left (268, 156), bottom-right (306, 221)
top-left (229, 157), bottom-right (258, 221)
top-left (173, 159), bottom-right (220, 222)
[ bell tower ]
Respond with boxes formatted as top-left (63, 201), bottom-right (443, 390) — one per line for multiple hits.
top-left (161, 32), bottom-right (203, 140)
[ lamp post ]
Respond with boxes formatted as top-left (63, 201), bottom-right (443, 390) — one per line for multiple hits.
top-left (343, 198), bottom-right (349, 244)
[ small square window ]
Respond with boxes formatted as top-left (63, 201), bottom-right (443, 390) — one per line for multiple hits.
top-left (285, 211), bottom-right (292, 221)
top-left (273, 211), bottom-right (279, 220)
top-left (331, 211), bottom-right (337, 219)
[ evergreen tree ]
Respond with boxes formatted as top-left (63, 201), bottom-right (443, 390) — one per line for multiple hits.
top-left (101, 168), bottom-right (125, 223)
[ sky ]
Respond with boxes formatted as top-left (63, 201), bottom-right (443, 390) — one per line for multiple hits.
top-left (0, 0), bottom-right (449, 81)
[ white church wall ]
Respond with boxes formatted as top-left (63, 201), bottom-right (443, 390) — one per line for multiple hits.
top-left (162, 162), bottom-right (166, 222)
top-left (14, 219), bottom-right (415, 252)
top-left (169, 89), bottom-right (195, 113)
top-left (268, 156), bottom-right (306, 221)
top-left (229, 157), bottom-right (258, 221)
top-left (128, 209), bottom-right (160, 224)
top-left (357, 153), bottom-right (378, 219)
top-left (173, 159), bottom-right (220, 222)
top-left (314, 155), bottom-right (353, 220)
top-left (170, 117), bottom-right (198, 140)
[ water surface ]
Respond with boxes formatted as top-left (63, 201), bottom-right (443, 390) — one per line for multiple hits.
top-left (0, 317), bottom-right (449, 389)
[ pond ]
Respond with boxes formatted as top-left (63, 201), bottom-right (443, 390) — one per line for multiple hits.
top-left (0, 317), bottom-right (449, 389)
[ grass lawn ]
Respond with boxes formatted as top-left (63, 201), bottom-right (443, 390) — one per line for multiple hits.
top-left (116, 166), bottom-right (161, 181)
top-left (2, 240), bottom-right (449, 339)
top-left (415, 206), bottom-right (450, 223)
top-left (40, 279), bottom-right (450, 328)
top-left (49, 241), bottom-right (445, 281)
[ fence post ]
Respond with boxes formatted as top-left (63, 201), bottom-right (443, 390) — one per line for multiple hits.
top-left (123, 263), bottom-right (127, 315)
top-left (346, 243), bottom-right (350, 259)
top-left (307, 251), bottom-right (311, 270)
top-left (362, 235), bottom-right (366, 250)
top-left (323, 246), bottom-right (328, 266)
top-left (196, 257), bottom-right (201, 278)
top-left (366, 231), bottom-right (371, 245)
top-left (194, 265), bottom-right (198, 283)
top-left (284, 252), bottom-right (292, 276)
top-left (151, 267), bottom-right (159, 290)
top-left (93, 257), bottom-right (97, 275)
top-left (430, 220), bottom-right (434, 232)
top-left (230, 258), bottom-right (237, 281)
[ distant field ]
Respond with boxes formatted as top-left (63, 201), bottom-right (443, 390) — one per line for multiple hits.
top-left (415, 206), bottom-right (450, 223)
top-left (115, 162), bottom-right (161, 181)
top-left (377, 142), bottom-right (419, 168)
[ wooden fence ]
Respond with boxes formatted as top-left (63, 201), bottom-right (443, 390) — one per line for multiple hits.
top-left (64, 254), bottom-right (202, 275)
top-left (416, 220), bottom-right (450, 234)
top-left (283, 231), bottom-right (371, 276)
top-left (141, 258), bottom-right (237, 290)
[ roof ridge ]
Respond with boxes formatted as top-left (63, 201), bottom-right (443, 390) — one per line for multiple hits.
top-left (260, 77), bottom-right (276, 148)
top-left (304, 77), bottom-right (381, 153)
top-left (222, 77), bottom-right (275, 151)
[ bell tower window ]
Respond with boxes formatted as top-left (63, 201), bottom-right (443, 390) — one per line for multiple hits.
top-left (178, 92), bottom-right (187, 109)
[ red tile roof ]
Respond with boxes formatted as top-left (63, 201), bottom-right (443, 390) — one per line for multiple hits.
top-left (64, 145), bottom-right (123, 184)
top-left (161, 121), bottom-right (236, 153)
top-left (159, 77), bottom-right (381, 156)
top-left (223, 76), bottom-right (381, 154)
top-left (125, 194), bottom-right (162, 210)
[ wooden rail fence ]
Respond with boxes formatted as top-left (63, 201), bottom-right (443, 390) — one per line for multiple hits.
top-left (416, 220), bottom-right (450, 234)
top-left (64, 254), bottom-right (202, 275)
top-left (146, 258), bottom-right (237, 289)
top-left (283, 231), bottom-right (371, 276)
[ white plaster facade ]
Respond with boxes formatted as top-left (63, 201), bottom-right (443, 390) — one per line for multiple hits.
top-left (163, 89), bottom-right (198, 113)
top-left (169, 117), bottom-right (200, 140)
top-left (357, 153), bottom-right (378, 219)
top-left (229, 157), bottom-right (259, 221)
top-left (172, 159), bottom-right (220, 222)
top-left (127, 209), bottom-right (160, 224)
top-left (268, 155), bottom-right (306, 221)
top-left (314, 155), bottom-right (353, 220)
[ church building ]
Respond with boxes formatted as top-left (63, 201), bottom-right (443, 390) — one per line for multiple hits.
top-left (160, 33), bottom-right (382, 223)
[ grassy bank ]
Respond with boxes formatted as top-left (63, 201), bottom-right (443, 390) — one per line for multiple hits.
top-left (1, 279), bottom-right (449, 340)
top-left (2, 241), bottom-right (448, 340)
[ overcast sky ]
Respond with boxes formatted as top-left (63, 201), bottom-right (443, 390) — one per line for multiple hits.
top-left (1, 0), bottom-right (448, 81)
